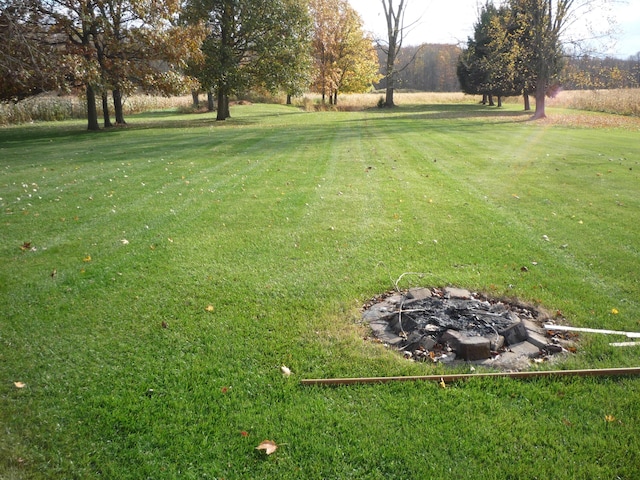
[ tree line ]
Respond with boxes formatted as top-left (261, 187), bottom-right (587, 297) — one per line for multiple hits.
top-left (371, 43), bottom-right (639, 94)
top-left (2, 0), bottom-right (634, 128)
top-left (0, 0), bottom-right (380, 129)
top-left (375, 44), bottom-right (462, 92)
top-left (455, 0), bottom-right (634, 118)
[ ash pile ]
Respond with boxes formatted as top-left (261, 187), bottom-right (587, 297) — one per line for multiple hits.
top-left (363, 287), bottom-right (574, 370)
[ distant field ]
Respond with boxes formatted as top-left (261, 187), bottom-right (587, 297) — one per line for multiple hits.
top-left (1, 103), bottom-right (639, 478)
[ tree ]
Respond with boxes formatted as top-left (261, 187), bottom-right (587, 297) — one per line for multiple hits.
top-left (309, 0), bottom-right (336, 104)
top-left (186, 0), bottom-right (311, 120)
top-left (28, 0), bottom-right (199, 130)
top-left (457, 2), bottom-right (503, 104)
top-left (329, 8), bottom-right (379, 103)
top-left (485, 2), bottom-right (535, 108)
top-left (252, 0), bottom-right (313, 105)
top-left (0, 0), bottom-right (67, 101)
top-left (309, 0), bottom-right (378, 104)
top-left (506, 0), bottom-right (563, 118)
top-left (90, 0), bottom-right (202, 126)
top-left (380, 0), bottom-right (409, 107)
top-left (37, 0), bottom-right (103, 130)
top-left (508, 0), bottom-right (614, 119)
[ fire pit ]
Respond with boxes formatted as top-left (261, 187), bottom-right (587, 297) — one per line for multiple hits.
top-left (363, 287), bottom-right (574, 371)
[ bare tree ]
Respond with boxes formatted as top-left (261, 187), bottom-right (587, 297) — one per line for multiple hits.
top-left (380, 0), bottom-right (408, 107)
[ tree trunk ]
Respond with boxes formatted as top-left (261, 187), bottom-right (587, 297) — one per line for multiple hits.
top-left (533, 81), bottom-right (546, 119)
top-left (102, 91), bottom-right (113, 128)
top-left (333, 90), bottom-right (338, 105)
top-left (113, 88), bottom-right (126, 125)
top-left (216, 90), bottom-right (230, 120)
top-left (384, 25), bottom-right (397, 107)
top-left (286, 94), bottom-right (292, 105)
top-left (481, 94), bottom-right (487, 105)
top-left (382, 0), bottom-right (408, 108)
top-left (86, 84), bottom-right (100, 131)
top-left (497, 96), bottom-right (502, 107)
top-left (192, 90), bottom-right (200, 109)
top-left (223, 94), bottom-right (230, 118)
top-left (523, 91), bottom-right (531, 111)
top-left (207, 92), bottom-right (214, 112)
top-left (384, 62), bottom-right (395, 107)
top-left (488, 94), bottom-right (495, 106)
top-left (216, 90), bottom-right (226, 120)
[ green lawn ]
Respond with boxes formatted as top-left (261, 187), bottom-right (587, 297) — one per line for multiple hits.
top-left (1, 102), bottom-right (639, 479)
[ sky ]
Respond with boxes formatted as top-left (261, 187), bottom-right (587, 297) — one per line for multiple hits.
top-left (348, 0), bottom-right (640, 59)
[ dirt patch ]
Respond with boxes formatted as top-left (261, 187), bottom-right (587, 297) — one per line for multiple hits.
top-left (362, 287), bottom-right (577, 371)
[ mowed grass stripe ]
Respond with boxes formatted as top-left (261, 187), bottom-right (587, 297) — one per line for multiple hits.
top-left (1, 103), bottom-right (640, 479)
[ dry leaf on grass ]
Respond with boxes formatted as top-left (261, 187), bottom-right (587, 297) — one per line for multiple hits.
top-left (439, 377), bottom-right (446, 389)
top-left (14, 382), bottom-right (26, 388)
top-left (256, 440), bottom-right (278, 455)
top-left (205, 305), bottom-right (214, 312)
top-left (280, 365), bottom-right (291, 377)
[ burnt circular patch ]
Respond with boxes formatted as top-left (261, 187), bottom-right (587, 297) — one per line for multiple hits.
top-left (363, 287), bottom-right (576, 371)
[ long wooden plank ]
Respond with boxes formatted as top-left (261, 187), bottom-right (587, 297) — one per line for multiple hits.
top-left (300, 367), bottom-right (640, 386)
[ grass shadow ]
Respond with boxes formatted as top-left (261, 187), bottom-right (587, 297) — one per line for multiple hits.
top-left (363, 103), bottom-right (534, 122)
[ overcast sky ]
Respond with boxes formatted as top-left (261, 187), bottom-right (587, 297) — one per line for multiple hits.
top-left (348, 0), bottom-right (640, 59)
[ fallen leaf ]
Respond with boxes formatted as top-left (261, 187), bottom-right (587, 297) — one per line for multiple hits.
top-left (19, 241), bottom-right (31, 251)
top-left (14, 381), bottom-right (26, 388)
top-left (241, 431), bottom-right (249, 437)
top-left (82, 255), bottom-right (92, 262)
top-left (439, 377), bottom-right (446, 389)
top-left (611, 308), bottom-right (619, 315)
top-left (221, 386), bottom-right (229, 394)
top-left (605, 415), bottom-right (616, 423)
top-left (121, 239), bottom-right (129, 245)
top-left (281, 365), bottom-right (292, 377)
top-left (256, 440), bottom-right (278, 455)
top-left (205, 305), bottom-right (215, 312)
top-left (161, 321), bottom-right (168, 329)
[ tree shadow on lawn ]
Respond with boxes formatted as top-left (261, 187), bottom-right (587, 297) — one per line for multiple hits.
top-left (1, 104), bottom-right (533, 165)
top-left (359, 103), bottom-right (534, 125)
top-left (127, 106), bottom-right (303, 130)
top-left (0, 107), bottom-right (299, 147)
